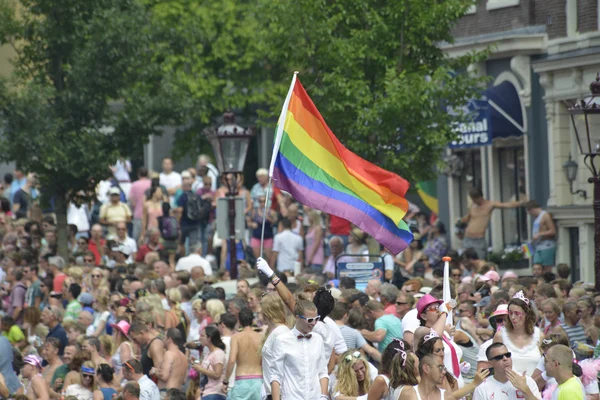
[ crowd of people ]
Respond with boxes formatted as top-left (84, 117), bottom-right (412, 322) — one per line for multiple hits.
top-left (0, 155), bottom-right (595, 400)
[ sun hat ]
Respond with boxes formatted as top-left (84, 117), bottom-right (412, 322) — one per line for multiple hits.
top-left (23, 355), bottom-right (43, 370)
top-left (416, 294), bottom-right (443, 319)
top-left (490, 304), bottom-right (509, 320)
top-left (110, 320), bottom-right (131, 337)
top-left (481, 270), bottom-right (501, 283)
top-left (502, 271), bottom-right (518, 281)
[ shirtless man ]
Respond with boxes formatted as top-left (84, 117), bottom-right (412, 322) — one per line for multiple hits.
top-left (224, 308), bottom-right (263, 400)
top-left (41, 338), bottom-right (63, 386)
top-left (525, 200), bottom-right (557, 273)
top-left (458, 188), bottom-right (524, 259)
top-left (82, 336), bottom-right (109, 367)
top-left (154, 328), bottom-right (188, 390)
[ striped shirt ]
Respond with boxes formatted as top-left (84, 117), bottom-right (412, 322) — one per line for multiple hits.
top-left (339, 325), bottom-right (367, 350)
top-left (561, 323), bottom-right (590, 359)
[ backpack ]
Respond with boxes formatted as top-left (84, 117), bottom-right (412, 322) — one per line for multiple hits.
top-left (185, 191), bottom-right (209, 222)
top-left (159, 215), bottom-right (179, 241)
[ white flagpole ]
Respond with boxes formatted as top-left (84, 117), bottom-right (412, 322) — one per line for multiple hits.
top-left (268, 71), bottom-right (298, 178)
top-left (442, 256), bottom-right (454, 327)
top-left (260, 72), bottom-right (298, 258)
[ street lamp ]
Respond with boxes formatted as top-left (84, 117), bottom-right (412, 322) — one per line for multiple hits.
top-left (203, 111), bottom-right (254, 279)
top-left (566, 73), bottom-right (600, 290)
top-left (562, 154), bottom-right (587, 199)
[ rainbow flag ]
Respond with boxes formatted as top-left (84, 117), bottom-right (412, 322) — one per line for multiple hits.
top-left (521, 243), bottom-right (532, 259)
top-left (268, 74), bottom-right (413, 254)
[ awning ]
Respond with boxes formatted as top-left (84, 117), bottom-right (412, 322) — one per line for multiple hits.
top-left (450, 81), bottom-right (525, 149)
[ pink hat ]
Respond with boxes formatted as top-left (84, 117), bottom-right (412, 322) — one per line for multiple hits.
top-left (491, 304), bottom-right (509, 318)
top-left (502, 271), bottom-right (518, 281)
top-left (481, 270), bottom-right (500, 283)
top-left (110, 320), bottom-right (130, 337)
top-left (416, 294), bottom-right (443, 319)
top-left (461, 276), bottom-right (473, 284)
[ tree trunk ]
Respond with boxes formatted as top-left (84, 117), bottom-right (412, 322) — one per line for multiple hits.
top-left (55, 189), bottom-right (70, 262)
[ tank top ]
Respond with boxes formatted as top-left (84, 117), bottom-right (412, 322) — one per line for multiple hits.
top-left (532, 211), bottom-right (556, 250)
top-left (305, 227), bottom-right (324, 265)
top-left (377, 375), bottom-right (395, 400)
top-left (455, 320), bottom-right (480, 382)
top-left (100, 387), bottom-right (118, 400)
top-left (500, 326), bottom-right (541, 375)
top-left (146, 202), bottom-right (163, 229)
top-left (413, 385), bottom-right (445, 400)
top-left (141, 336), bottom-right (160, 376)
top-left (252, 211), bottom-right (273, 239)
top-left (111, 342), bottom-right (134, 374)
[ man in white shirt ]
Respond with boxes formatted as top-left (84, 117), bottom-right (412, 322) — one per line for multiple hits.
top-left (270, 218), bottom-right (303, 272)
top-left (115, 221), bottom-right (137, 263)
top-left (123, 358), bottom-right (160, 400)
top-left (159, 157), bottom-right (182, 203)
top-left (175, 243), bottom-right (212, 276)
top-left (473, 343), bottom-right (542, 400)
top-left (270, 299), bottom-right (329, 400)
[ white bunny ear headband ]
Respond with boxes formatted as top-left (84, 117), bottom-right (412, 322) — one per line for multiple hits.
top-left (512, 290), bottom-right (530, 306)
top-left (392, 339), bottom-right (407, 366)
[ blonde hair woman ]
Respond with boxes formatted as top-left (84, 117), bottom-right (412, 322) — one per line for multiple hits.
top-left (205, 299), bottom-right (226, 324)
top-left (86, 268), bottom-right (109, 301)
top-left (248, 288), bottom-right (264, 327)
top-left (87, 295), bottom-right (110, 337)
top-left (261, 293), bottom-right (290, 399)
top-left (333, 350), bottom-right (371, 399)
top-left (109, 320), bottom-right (134, 380)
top-left (64, 360), bottom-right (95, 400)
top-left (166, 287), bottom-right (190, 338)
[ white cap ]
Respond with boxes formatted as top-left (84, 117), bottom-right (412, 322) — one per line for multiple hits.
top-left (108, 187), bottom-right (120, 195)
top-left (181, 171), bottom-right (192, 179)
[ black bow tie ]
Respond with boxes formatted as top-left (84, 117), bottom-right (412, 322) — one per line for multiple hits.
top-left (297, 334), bottom-right (312, 339)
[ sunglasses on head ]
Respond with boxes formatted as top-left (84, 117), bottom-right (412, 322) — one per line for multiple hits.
top-left (344, 351), bottom-right (362, 362)
top-left (298, 315), bottom-right (320, 324)
top-left (491, 352), bottom-right (512, 361)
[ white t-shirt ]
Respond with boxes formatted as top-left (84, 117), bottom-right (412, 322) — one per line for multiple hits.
top-left (272, 230), bottom-right (303, 272)
top-left (67, 203), bottom-right (90, 233)
top-left (175, 254), bottom-right (213, 276)
top-left (160, 171), bottom-right (182, 203)
top-left (113, 159), bottom-right (131, 182)
top-left (401, 309), bottom-right (420, 336)
top-left (86, 311), bottom-right (110, 336)
top-left (222, 336), bottom-right (235, 389)
top-left (477, 339), bottom-right (493, 362)
top-left (323, 316), bottom-right (348, 355)
top-left (473, 375), bottom-right (542, 400)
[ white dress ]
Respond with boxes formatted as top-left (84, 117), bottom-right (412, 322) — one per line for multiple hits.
top-left (500, 326), bottom-right (542, 375)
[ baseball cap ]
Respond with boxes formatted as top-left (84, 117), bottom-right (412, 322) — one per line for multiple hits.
top-left (481, 270), bottom-right (500, 283)
top-left (108, 187), bottom-right (120, 196)
top-left (181, 171), bottom-right (192, 179)
top-left (23, 355), bottom-right (43, 369)
top-left (78, 293), bottom-right (94, 306)
top-left (416, 294), bottom-right (443, 319)
top-left (490, 304), bottom-right (509, 321)
top-left (502, 271), bottom-right (518, 281)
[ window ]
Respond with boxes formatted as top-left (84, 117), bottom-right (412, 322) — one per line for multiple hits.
top-left (456, 149), bottom-right (482, 217)
top-left (486, 0), bottom-right (520, 11)
top-left (497, 146), bottom-right (527, 247)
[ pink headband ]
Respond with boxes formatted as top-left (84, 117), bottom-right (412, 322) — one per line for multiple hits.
top-left (512, 290), bottom-right (530, 306)
top-left (423, 329), bottom-right (439, 343)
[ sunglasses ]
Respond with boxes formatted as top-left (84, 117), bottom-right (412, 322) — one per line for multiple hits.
top-left (396, 302), bottom-right (408, 306)
top-left (491, 352), bottom-right (512, 361)
top-left (298, 315), bottom-right (321, 324)
top-left (344, 351), bottom-right (362, 362)
top-left (84, 258), bottom-right (95, 263)
top-left (82, 374), bottom-right (94, 379)
top-left (452, 274), bottom-right (461, 278)
top-left (426, 305), bottom-right (439, 313)
top-left (508, 310), bottom-right (524, 318)
top-left (92, 275), bottom-right (101, 278)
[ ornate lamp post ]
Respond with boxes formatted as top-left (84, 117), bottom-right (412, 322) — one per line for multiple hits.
top-left (203, 112), bottom-right (254, 279)
top-left (566, 74), bottom-right (600, 290)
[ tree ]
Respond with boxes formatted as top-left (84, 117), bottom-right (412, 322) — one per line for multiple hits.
top-left (144, 0), bottom-right (287, 159)
top-left (254, 0), bottom-right (487, 183)
top-left (0, 0), bottom-right (181, 259)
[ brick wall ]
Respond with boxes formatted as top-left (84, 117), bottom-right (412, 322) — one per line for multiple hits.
top-left (451, 0), bottom-right (568, 40)
top-left (578, 0), bottom-right (598, 33)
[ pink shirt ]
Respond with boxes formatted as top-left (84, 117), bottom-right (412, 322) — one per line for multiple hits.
top-left (129, 178), bottom-right (151, 219)
top-left (384, 303), bottom-right (400, 318)
top-left (201, 348), bottom-right (226, 395)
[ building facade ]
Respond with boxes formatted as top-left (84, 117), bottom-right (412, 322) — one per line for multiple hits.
top-left (439, 0), bottom-right (599, 282)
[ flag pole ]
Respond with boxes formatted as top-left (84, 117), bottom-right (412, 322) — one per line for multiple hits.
top-left (442, 256), bottom-right (454, 327)
top-left (260, 72), bottom-right (299, 259)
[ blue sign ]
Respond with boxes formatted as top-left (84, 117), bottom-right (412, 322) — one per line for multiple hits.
top-left (336, 256), bottom-right (384, 292)
top-left (450, 98), bottom-right (491, 149)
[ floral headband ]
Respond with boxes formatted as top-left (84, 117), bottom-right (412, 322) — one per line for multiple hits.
top-left (512, 290), bottom-right (530, 306)
top-left (423, 329), bottom-right (439, 343)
